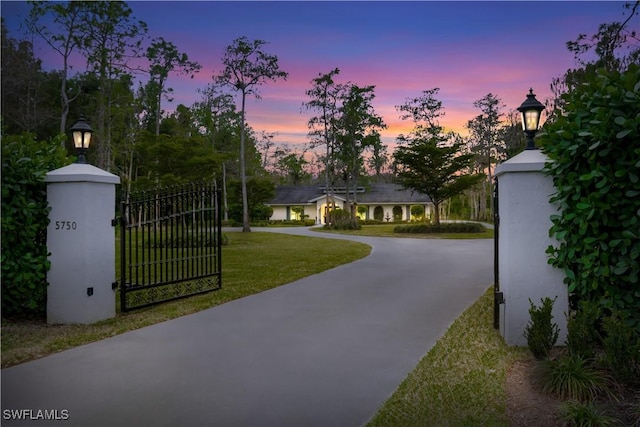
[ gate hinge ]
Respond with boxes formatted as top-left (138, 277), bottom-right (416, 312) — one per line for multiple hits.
top-left (495, 291), bottom-right (505, 305)
top-left (112, 282), bottom-right (118, 290)
top-left (111, 217), bottom-right (119, 227)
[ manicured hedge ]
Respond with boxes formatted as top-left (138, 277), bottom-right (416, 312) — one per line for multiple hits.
top-left (394, 222), bottom-right (486, 234)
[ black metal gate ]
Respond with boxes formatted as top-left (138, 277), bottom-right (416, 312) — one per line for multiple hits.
top-left (493, 177), bottom-right (503, 329)
top-left (118, 182), bottom-right (222, 312)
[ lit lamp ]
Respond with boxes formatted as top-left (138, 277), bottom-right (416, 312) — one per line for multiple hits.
top-left (70, 116), bottom-right (93, 164)
top-left (517, 89), bottom-right (545, 150)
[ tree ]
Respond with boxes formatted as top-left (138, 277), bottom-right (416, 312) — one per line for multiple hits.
top-left (80, 1), bottom-right (147, 170)
top-left (304, 68), bottom-right (342, 219)
top-left (1, 21), bottom-right (58, 139)
top-left (192, 82), bottom-right (240, 221)
top-left (272, 145), bottom-right (310, 185)
top-left (334, 83), bottom-right (386, 218)
top-left (394, 89), bottom-right (482, 226)
top-left (547, 2), bottom-right (639, 117)
top-left (26, 0), bottom-right (87, 138)
top-left (216, 36), bottom-right (288, 232)
top-left (146, 37), bottom-right (201, 136)
top-left (465, 93), bottom-right (504, 221)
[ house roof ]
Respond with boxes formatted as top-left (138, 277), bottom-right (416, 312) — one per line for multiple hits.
top-left (267, 183), bottom-right (431, 205)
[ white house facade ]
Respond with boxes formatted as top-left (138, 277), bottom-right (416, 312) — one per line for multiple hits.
top-left (266, 183), bottom-right (433, 224)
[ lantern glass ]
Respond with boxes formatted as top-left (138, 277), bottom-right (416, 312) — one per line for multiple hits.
top-left (522, 110), bottom-right (540, 132)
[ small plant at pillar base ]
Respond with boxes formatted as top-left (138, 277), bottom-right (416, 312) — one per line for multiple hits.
top-left (524, 296), bottom-right (560, 359)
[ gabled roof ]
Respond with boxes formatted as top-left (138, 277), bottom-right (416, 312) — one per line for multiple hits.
top-left (267, 183), bottom-right (431, 205)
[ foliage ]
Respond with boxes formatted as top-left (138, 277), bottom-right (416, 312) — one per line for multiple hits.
top-left (394, 88), bottom-right (483, 226)
top-left (1, 133), bottom-right (72, 317)
top-left (533, 354), bottom-right (614, 402)
top-left (333, 83), bottom-right (386, 215)
top-left (217, 36), bottom-right (288, 232)
top-left (465, 93), bottom-right (505, 221)
top-left (410, 205), bottom-right (424, 220)
top-left (394, 222), bottom-right (485, 234)
top-left (541, 64), bottom-right (640, 329)
top-left (227, 177), bottom-right (276, 223)
top-left (559, 400), bottom-right (618, 427)
top-left (601, 312), bottom-right (640, 382)
top-left (146, 37), bottom-right (201, 135)
top-left (524, 297), bottom-right (560, 359)
top-left (323, 208), bottom-right (360, 230)
top-left (566, 300), bottom-right (603, 360)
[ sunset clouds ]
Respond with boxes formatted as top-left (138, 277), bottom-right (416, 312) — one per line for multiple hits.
top-left (3, 1), bottom-right (629, 149)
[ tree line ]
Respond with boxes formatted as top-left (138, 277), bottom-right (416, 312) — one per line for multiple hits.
top-left (2, 1), bottom-right (637, 230)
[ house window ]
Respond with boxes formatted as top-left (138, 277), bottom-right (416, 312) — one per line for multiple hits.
top-left (373, 206), bottom-right (384, 221)
top-left (291, 206), bottom-right (305, 221)
top-left (393, 206), bottom-right (403, 221)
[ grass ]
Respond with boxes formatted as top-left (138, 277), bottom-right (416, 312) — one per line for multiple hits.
top-left (367, 287), bottom-right (528, 427)
top-left (1, 232), bottom-right (371, 368)
top-left (313, 223), bottom-right (494, 239)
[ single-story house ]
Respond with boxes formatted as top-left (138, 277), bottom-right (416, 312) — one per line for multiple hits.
top-left (266, 183), bottom-right (433, 224)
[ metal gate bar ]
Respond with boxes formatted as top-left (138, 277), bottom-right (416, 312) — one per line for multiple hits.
top-left (119, 183), bottom-right (222, 312)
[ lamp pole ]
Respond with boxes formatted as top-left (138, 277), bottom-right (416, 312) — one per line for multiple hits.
top-left (517, 89), bottom-right (545, 150)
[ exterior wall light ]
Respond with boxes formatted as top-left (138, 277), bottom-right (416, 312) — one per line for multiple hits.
top-left (70, 116), bottom-right (93, 164)
top-left (517, 89), bottom-right (545, 150)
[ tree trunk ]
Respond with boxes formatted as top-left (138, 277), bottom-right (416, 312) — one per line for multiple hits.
top-left (240, 91), bottom-right (250, 232)
top-left (433, 201), bottom-right (441, 226)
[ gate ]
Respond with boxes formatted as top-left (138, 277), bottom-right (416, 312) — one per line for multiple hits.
top-left (118, 182), bottom-right (222, 312)
top-left (493, 177), bottom-right (503, 329)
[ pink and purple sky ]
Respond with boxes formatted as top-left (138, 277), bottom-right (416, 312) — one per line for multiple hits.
top-left (2, 1), bottom-right (634, 148)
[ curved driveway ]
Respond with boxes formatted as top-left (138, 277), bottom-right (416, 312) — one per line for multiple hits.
top-left (2, 227), bottom-right (492, 427)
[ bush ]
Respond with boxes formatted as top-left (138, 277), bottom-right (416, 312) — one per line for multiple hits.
top-left (324, 208), bottom-right (361, 230)
top-left (1, 133), bottom-right (72, 317)
top-left (394, 222), bottom-right (485, 234)
top-left (541, 64), bottom-right (640, 330)
top-left (534, 354), bottom-right (614, 401)
top-left (524, 297), bottom-right (560, 359)
top-left (559, 400), bottom-right (618, 426)
top-left (566, 300), bottom-right (603, 360)
top-left (601, 312), bottom-right (640, 383)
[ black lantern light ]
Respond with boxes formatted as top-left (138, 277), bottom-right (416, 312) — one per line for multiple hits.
top-left (70, 116), bottom-right (93, 164)
top-left (517, 89), bottom-right (545, 150)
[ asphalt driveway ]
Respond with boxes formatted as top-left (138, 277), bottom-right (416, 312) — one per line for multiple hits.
top-left (2, 227), bottom-right (493, 427)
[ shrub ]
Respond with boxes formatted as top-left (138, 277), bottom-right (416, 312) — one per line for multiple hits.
top-left (524, 297), bottom-right (560, 359)
top-left (559, 400), bottom-right (618, 426)
top-left (394, 222), bottom-right (485, 234)
top-left (534, 354), bottom-right (615, 401)
top-left (601, 312), bottom-right (640, 383)
top-left (1, 133), bottom-right (72, 317)
top-left (541, 64), bottom-right (640, 330)
top-left (567, 300), bottom-right (603, 360)
top-left (324, 208), bottom-right (360, 230)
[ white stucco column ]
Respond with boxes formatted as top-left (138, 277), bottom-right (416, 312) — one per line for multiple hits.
top-left (45, 163), bottom-right (120, 324)
top-left (495, 149), bottom-right (568, 346)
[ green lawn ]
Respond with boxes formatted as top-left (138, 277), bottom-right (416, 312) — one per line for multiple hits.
top-left (314, 223), bottom-right (494, 239)
top-left (367, 287), bottom-right (528, 426)
top-left (1, 232), bottom-right (371, 368)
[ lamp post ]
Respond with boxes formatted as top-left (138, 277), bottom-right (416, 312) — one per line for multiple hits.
top-left (69, 116), bottom-right (93, 164)
top-left (517, 89), bottom-right (545, 150)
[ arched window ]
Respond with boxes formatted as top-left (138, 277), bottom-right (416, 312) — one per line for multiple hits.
top-left (393, 205), bottom-right (403, 221)
top-left (373, 206), bottom-right (384, 221)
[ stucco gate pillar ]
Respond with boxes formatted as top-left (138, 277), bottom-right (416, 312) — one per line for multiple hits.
top-left (495, 149), bottom-right (567, 346)
top-left (45, 163), bottom-right (120, 324)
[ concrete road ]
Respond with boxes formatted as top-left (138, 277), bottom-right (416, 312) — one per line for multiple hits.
top-left (2, 227), bottom-right (493, 427)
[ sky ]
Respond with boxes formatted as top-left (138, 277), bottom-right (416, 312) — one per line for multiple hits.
top-left (2, 1), bottom-right (636, 150)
